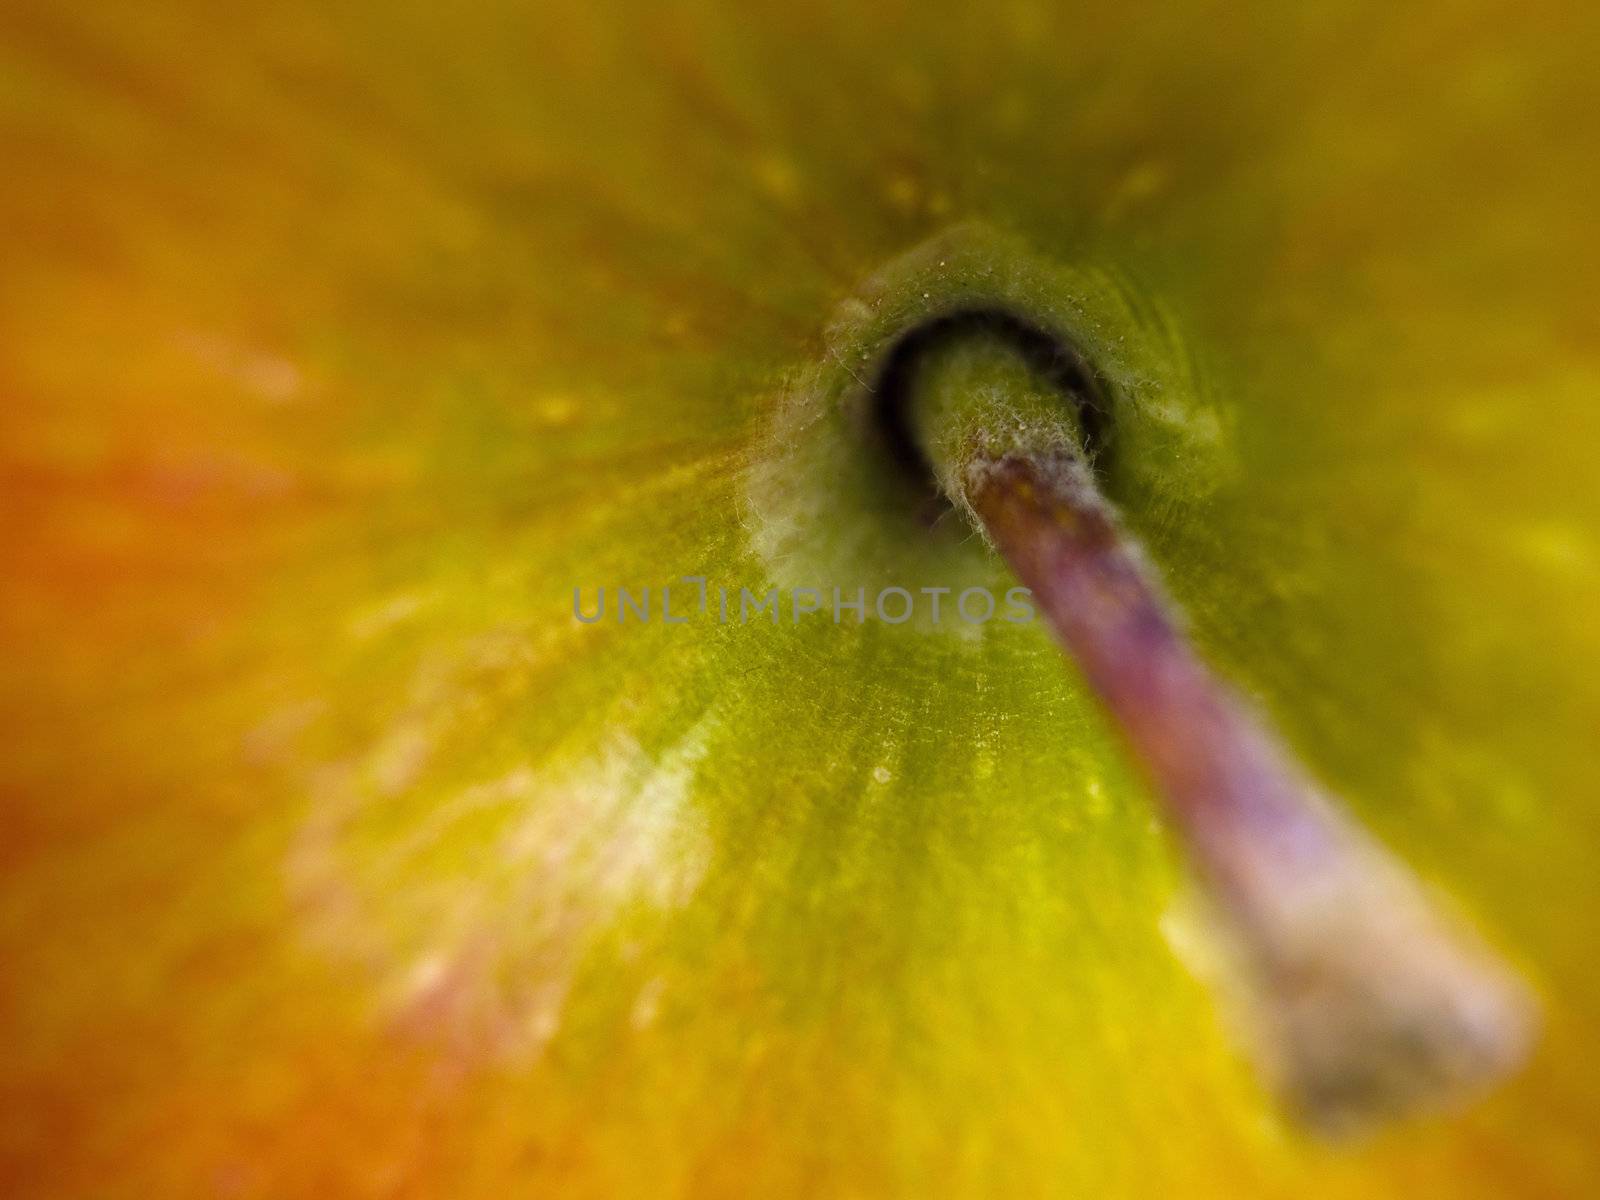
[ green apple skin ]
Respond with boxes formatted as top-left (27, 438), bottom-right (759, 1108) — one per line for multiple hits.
top-left (3, 1), bottom-right (1600, 1197)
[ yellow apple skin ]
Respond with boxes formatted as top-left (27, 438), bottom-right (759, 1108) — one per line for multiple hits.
top-left (2, 1), bottom-right (1600, 1196)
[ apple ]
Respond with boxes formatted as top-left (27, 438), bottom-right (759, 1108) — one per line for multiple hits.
top-left (3, 1), bottom-right (1599, 1197)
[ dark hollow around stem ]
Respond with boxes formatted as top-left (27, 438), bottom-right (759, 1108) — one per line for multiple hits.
top-left (870, 307), bottom-right (1113, 498)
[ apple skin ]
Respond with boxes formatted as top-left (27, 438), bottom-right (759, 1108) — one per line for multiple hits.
top-left (2, 1), bottom-right (1600, 1197)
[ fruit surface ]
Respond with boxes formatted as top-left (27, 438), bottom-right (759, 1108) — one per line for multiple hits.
top-left (3, 2), bottom-right (1599, 1196)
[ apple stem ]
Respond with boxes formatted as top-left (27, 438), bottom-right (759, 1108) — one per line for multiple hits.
top-left (906, 333), bottom-right (1537, 1136)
